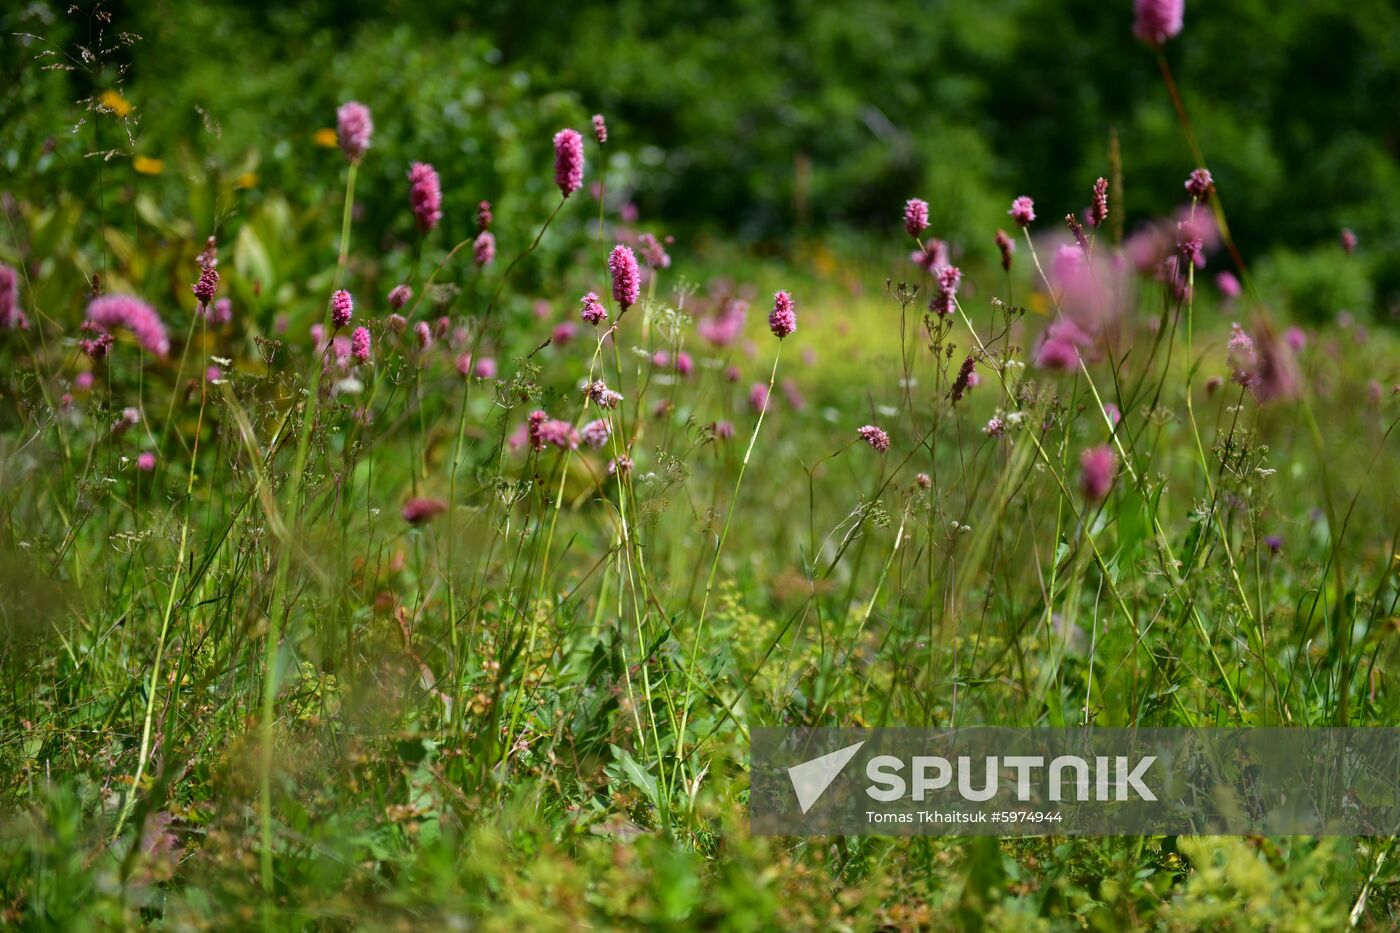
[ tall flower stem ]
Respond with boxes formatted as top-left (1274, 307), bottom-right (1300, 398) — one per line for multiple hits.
top-left (672, 341), bottom-right (783, 804)
top-left (258, 158), bottom-right (357, 895)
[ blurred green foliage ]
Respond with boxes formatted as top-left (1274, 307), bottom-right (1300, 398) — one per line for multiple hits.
top-left (3, 0), bottom-right (1398, 313)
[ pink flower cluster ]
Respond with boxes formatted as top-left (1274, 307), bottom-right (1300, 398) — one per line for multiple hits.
top-left (698, 297), bottom-right (747, 348)
top-left (330, 289), bottom-right (354, 328)
top-left (554, 128), bottom-right (584, 198)
top-left (86, 295), bottom-right (171, 356)
top-left (1009, 196), bottom-right (1036, 227)
top-left (904, 198), bottom-right (929, 238)
top-left (609, 245), bottom-right (640, 310)
top-left (768, 291), bottom-right (796, 339)
top-left (592, 114), bottom-right (608, 144)
top-left (928, 265), bottom-right (961, 316)
top-left (408, 162), bottom-right (443, 234)
top-left (857, 425), bottom-right (890, 453)
top-left (336, 101), bottom-right (373, 162)
top-left (527, 410), bottom-right (580, 451)
top-left (1133, 0), bottom-right (1185, 46)
top-left (1079, 445), bottom-right (1117, 502)
top-left (474, 231), bottom-right (496, 267)
top-left (0, 264), bottom-right (26, 330)
top-left (580, 291), bottom-right (608, 325)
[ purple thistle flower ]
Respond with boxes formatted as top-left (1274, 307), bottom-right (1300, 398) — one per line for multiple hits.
top-left (1009, 196), bottom-right (1036, 227)
top-left (1090, 177), bottom-right (1109, 228)
top-left (768, 290), bottom-right (797, 339)
top-left (206, 365), bottom-right (222, 382)
top-left (580, 291), bottom-right (608, 325)
top-left (388, 284), bottom-right (412, 310)
top-left (929, 265), bottom-right (962, 316)
top-left (86, 295), bottom-right (171, 356)
top-left (1264, 535), bottom-right (1283, 555)
top-left (1, 263), bottom-right (28, 330)
top-left (1079, 445), bottom-right (1117, 502)
top-left (336, 101), bottom-right (373, 162)
top-left (553, 128), bottom-right (584, 198)
top-left (408, 162), bottom-right (443, 234)
top-left (351, 326), bottom-right (371, 363)
top-left (904, 198), bottom-right (930, 238)
top-left (402, 497), bottom-right (448, 525)
top-left (609, 245), bottom-right (640, 310)
top-left (1133, 0), bottom-right (1184, 46)
top-left (592, 114), bottom-right (608, 144)
top-left (581, 418), bottom-right (610, 448)
top-left (1185, 168), bottom-right (1214, 201)
top-left (330, 289), bottom-right (354, 328)
top-left (1340, 228), bottom-right (1357, 254)
top-left (477, 201), bottom-right (493, 232)
top-left (995, 229), bottom-right (1015, 272)
top-left (192, 266), bottom-right (219, 305)
top-left (857, 425), bottom-right (891, 453)
top-left (473, 230), bottom-right (496, 267)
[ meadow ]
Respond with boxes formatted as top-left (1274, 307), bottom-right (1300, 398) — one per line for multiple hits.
top-left (1, 1), bottom-right (1398, 930)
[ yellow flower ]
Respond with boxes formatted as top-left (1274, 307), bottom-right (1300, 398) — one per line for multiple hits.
top-left (313, 128), bottom-right (338, 149)
top-left (99, 89), bottom-right (134, 118)
top-left (133, 155), bottom-right (165, 176)
top-left (235, 172), bottom-right (258, 189)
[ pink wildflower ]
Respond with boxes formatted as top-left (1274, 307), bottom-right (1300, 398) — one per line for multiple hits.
top-left (86, 295), bottom-right (171, 356)
top-left (929, 265), bottom-right (962, 316)
top-left (748, 382), bottom-right (769, 413)
top-left (553, 128), bottom-right (584, 197)
top-left (388, 284), bottom-right (412, 310)
top-left (911, 239), bottom-right (949, 272)
top-left (415, 321), bottom-right (433, 351)
top-left (768, 290), bottom-right (796, 339)
top-left (639, 232), bottom-right (671, 269)
top-left (0, 263), bottom-right (27, 330)
top-left (1184, 168), bottom-right (1214, 202)
top-left (1340, 228), bottom-right (1357, 254)
top-left (581, 418), bottom-right (610, 448)
top-left (592, 114), bottom-right (608, 144)
top-left (1285, 326), bottom-right (1306, 352)
top-left (402, 497), bottom-right (448, 525)
top-left (336, 101), bottom-right (373, 162)
top-left (192, 266), bottom-right (219, 305)
top-left (473, 230), bottom-right (496, 267)
top-left (1216, 271), bottom-right (1241, 299)
top-left (1133, 0), bottom-right (1184, 46)
top-left (995, 229), bottom-right (1015, 271)
top-left (552, 321), bottom-right (578, 347)
top-left (1009, 196), bottom-right (1036, 227)
top-left (1090, 177), bottom-right (1109, 228)
top-left (580, 291), bottom-right (608, 325)
top-left (407, 162), bottom-right (443, 234)
top-left (477, 201), bottom-right (493, 232)
top-left (1079, 445), bottom-right (1116, 501)
top-left (609, 245), bottom-right (640, 310)
top-left (351, 326), bottom-right (371, 363)
top-left (205, 297), bottom-right (232, 325)
top-left (857, 425), bottom-right (891, 453)
top-left (904, 198), bottom-right (929, 238)
top-left (136, 451), bottom-right (156, 472)
top-left (330, 289), bottom-right (354, 328)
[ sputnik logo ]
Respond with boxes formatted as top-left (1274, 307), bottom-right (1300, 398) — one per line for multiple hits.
top-left (787, 741), bottom-right (865, 814)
